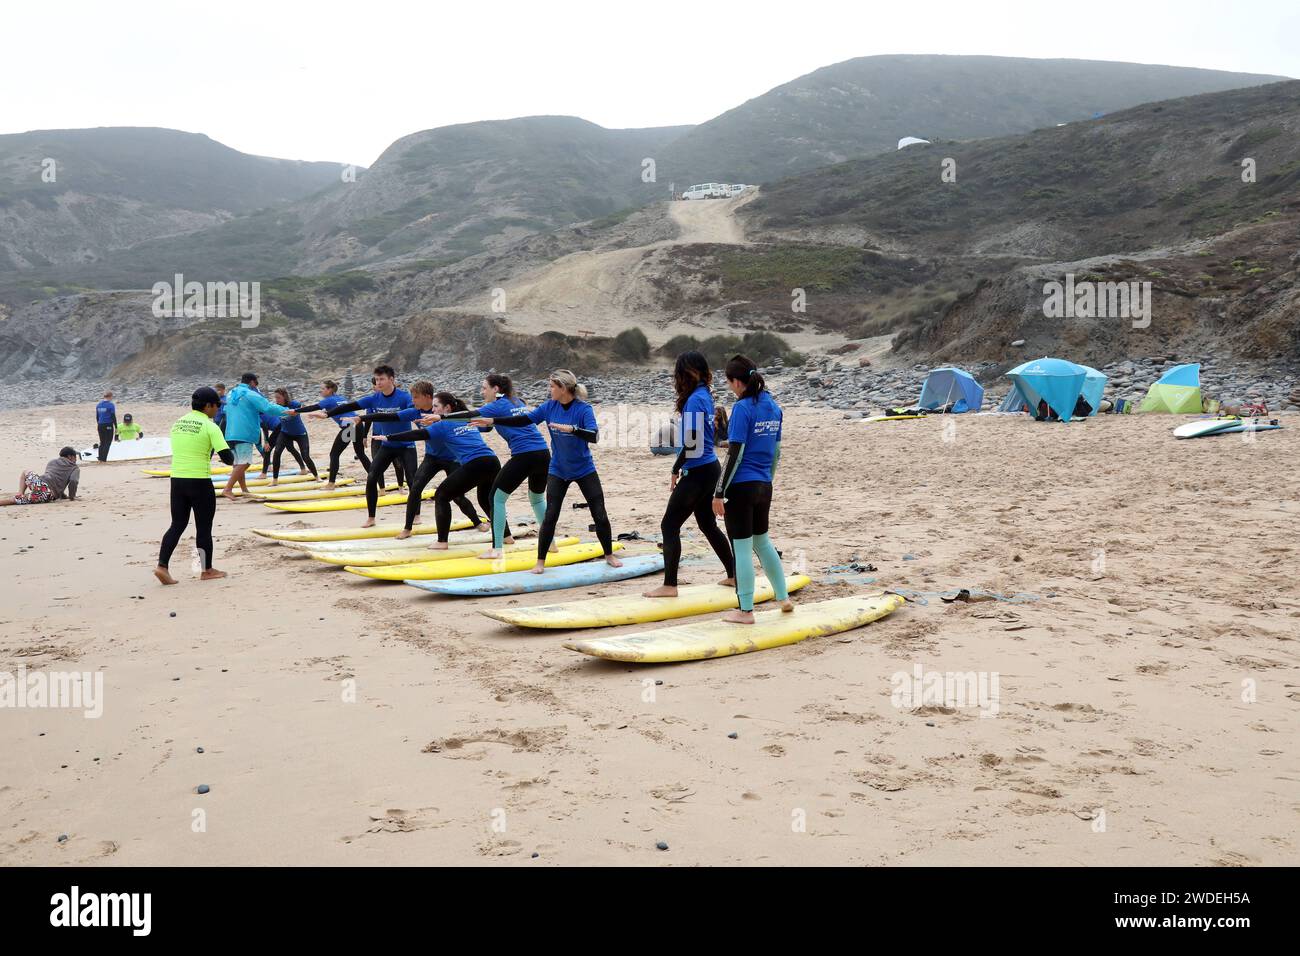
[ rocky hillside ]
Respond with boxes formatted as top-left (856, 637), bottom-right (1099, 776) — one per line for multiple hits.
top-left (0, 128), bottom-right (350, 285)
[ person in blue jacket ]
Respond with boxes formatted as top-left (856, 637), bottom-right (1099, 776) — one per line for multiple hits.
top-left (472, 368), bottom-right (621, 574)
top-left (94, 391), bottom-right (117, 462)
top-left (644, 351), bottom-right (735, 598)
top-left (419, 372), bottom-right (551, 560)
top-left (712, 355), bottom-right (793, 624)
top-left (220, 373), bottom-right (290, 501)
top-left (268, 387), bottom-right (318, 483)
top-left (291, 365), bottom-right (415, 527)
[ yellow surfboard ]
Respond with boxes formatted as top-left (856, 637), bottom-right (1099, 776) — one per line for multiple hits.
top-left (250, 518), bottom-right (481, 543)
top-left (220, 480), bottom-right (339, 498)
top-left (282, 529), bottom-right (495, 554)
top-left (254, 480), bottom-right (362, 502)
top-left (347, 542), bottom-right (622, 581)
top-left (564, 593), bottom-right (905, 663)
top-left (264, 487), bottom-right (435, 513)
top-left (482, 575), bottom-right (812, 629)
top-left (311, 537), bottom-right (576, 567)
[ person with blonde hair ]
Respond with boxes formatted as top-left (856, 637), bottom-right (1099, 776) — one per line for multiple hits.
top-left (471, 369), bottom-right (621, 573)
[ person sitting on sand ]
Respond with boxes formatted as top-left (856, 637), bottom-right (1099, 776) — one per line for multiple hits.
top-left (154, 387), bottom-right (234, 585)
top-left (1, 447), bottom-right (81, 506)
top-left (115, 413), bottom-right (144, 441)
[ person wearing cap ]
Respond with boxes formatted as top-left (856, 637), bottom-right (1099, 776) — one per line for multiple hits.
top-left (0, 447), bottom-right (81, 506)
top-left (153, 387), bottom-right (234, 585)
top-left (218, 372), bottom-right (290, 502)
top-left (115, 413), bottom-right (144, 441)
top-left (94, 391), bottom-right (117, 462)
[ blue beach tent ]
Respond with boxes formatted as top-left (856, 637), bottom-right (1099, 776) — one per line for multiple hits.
top-left (1079, 366), bottom-right (1108, 417)
top-left (918, 367), bottom-right (984, 413)
top-left (1005, 357), bottom-right (1089, 422)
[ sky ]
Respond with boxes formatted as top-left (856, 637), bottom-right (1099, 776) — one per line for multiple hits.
top-left (4, 0), bottom-right (1297, 167)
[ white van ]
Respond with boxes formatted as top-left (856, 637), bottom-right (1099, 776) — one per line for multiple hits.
top-left (681, 183), bottom-right (729, 200)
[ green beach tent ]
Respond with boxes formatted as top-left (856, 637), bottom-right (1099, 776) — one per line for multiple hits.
top-left (1139, 363), bottom-right (1202, 413)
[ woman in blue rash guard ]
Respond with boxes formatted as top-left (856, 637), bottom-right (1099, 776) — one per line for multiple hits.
top-left (383, 387), bottom-right (499, 545)
top-left (417, 372), bottom-right (551, 560)
top-left (470, 369), bottom-right (621, 574)
top-left (350, 381), bottom-right (487, 537)
top-left (301, 379), bottom-right (372, 489)
top-left (269, 387), bottom-right (319, 482)
top-left (643, 351), bottom-right (735, 598)
top-left (712, 355), bottom-right (793, 625)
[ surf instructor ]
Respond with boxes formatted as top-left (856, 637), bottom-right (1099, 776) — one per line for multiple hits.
top-left (155, 386), bottom-right (234, 585)
top-left (219, 373), bottom-right (290, 502)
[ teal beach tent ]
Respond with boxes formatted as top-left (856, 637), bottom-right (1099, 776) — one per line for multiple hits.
top-left (1079, 366), bottom-right (1108, 416)
top-left (1005, 357), bottom-right (1089, 422)
top-left (918, 367), bottom-right (984, 413)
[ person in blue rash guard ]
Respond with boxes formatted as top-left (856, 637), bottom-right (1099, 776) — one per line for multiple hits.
top-left (301, 379), bottom-right (372, 489)
top-left (643, 351), bottom-right (735, 598)
top-left (258, 408), bottom-right (304, 477)
top-left (290, 365), bottom-right (415, 527)
top-left (418, 372), bottom-right (550, 560)
top-left (712, 355), bottom-right (793, 624)
top-left (94, 391), bottom-right (117, 462)
top-left (471, 368), bottom-right (621, 574)
top-left (354, 381), bottom-right (487, 537)
top-left (220, 373), bottom-right (291, 502)
top-left (268, 387), bottom-right (318, 483)
top-left (383, 387), bottom-right (502, 544)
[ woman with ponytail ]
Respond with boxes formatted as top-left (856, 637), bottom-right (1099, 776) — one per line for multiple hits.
top-left (712, 355), bottom-right (793, 624)
top-left (471, 369), bottom-right (621, 573)
top-left (417, 373), bottom-right (552, 560)
top-left (643, 351), bottom-right (735, 597)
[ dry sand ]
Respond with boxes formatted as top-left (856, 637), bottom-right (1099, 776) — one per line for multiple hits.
top-left (1, 401), bottom-right (1297, 866)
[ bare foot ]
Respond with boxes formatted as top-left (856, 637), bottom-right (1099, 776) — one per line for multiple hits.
top-left (429, 541), bottom-right (449, 551)
top-left (548, 543), bottom-right (560, 554)
top-left (200, 568), bottom-right (228, 581)
top-left (605, 554), bottom-right (623, 568)
top-left (221, 492), bottom-right (239, 503)
top-left (154, 567), bottom-right (177, 586)
top-left (503, 535), bottom-right (515, 545)
top-left (361, 517), bottom-right (375, 528)
top-left (779, 599), bottom-right (794, 612)
top-left (479, 548), bottom-right (504, 560)
top-left (530, 561), bottom-right (546, 575)
top-left (722, 609), bottom-right (755, 625)
top-left (718, 576), bottom-right (736, 587)
top-left (395, 529), bottom-right (411, 540)
top-left (323, 483), bottom-right (336, 491)
top-left (476, 523), bottom-right (490, 533)
top-left (643, 585), bottom-right (678, 598)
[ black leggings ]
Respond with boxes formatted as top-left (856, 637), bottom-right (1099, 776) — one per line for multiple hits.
top-left (262, 428), bottom-right (303, 474)
top-left (660, 460), bottom-right (734, 586)
top-left (433, 455), bottom-right (499, 540)
top-left (371, 436), bottom-right (404, 488)
top-left (366, 444), bottom-right (419, 517)
top-left (97, 424), bottom-right (114, 462)
top-left (405, 454), bottom-right (482, 530)
top-left (159, 477), bottom-right (217, 569)
top-left (493, 449), bottom-right (550, 497)
top-left (327, 424), bottom-right (372, 483)
top-left (273, 431), bottom-right (317, 480)
top-left (537, 471), bottom-right (613, 559)
top-left (722, 480), bottom-right (772, 540)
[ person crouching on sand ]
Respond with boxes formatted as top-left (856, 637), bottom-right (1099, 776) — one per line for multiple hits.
top-left (1, 448), bottom-right (81, 506)
top-left (154, 387), bottom-right (234, 585)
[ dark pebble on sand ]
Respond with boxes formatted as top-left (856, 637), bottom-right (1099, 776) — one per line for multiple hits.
top-left (655, 841), bottom-right (669, 851)
top-left (926, 722), bottom-right (935, 727)
top-left (169, 612), bottom-right (177, 617)
top-left (58, 834), bottom-right (68, 843)
top-left (196, 785), bottom-right (210, 795)
top-left (655, 680), bottom-right (663, 686)
top-left (172, 677), bottom-right (180, 681)
top-left (531, 852), bottom-right (539, 859)
top-left (196, 747), bottom-right (204, 754)
top-left (727, 732), bottom-right (738, 739)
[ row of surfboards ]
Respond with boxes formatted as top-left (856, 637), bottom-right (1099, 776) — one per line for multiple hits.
top-left (1171, 417), bottom-right (1283, 439)
top-left (250, 517), bottom-right (903, 663)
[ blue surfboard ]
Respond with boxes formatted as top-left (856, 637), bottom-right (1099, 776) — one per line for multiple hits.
top-left (405, 553), bottom-right (665, 596)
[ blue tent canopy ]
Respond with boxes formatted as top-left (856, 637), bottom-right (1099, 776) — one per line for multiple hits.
top-left (1155, 363), bottom-right (1200, 387)
top-left (1079, 366), bottom-right (1108, 416)
top-left (1006, 357), bottom-right (1089, 422)
top-left (918, 367), bottom-right (984, 413)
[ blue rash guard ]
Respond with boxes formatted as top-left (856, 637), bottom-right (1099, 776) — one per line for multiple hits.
top-left (354, 389), bottom-right (415, 448)
top-left (677, 383), bottom-right (718, 473)
top-left (725, 391), bottom-right (783, 486)
top-left (424, 419), bottom-right (496, 464)
top-left (277, 401), bottom-right (307, 437)
top-left (95, 400), bottom-right (116, 426)
top-left (517, 399), bottom-right (598, 480)
top-left (317, 394), bottom-right (356, 428)
top-left (475, 396), bottom-right (550, 456)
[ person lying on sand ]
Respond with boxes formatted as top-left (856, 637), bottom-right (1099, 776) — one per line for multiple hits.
top-left (0, 448), bottom-right (81, 506)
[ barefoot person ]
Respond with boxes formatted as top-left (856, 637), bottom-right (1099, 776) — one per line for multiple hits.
top-left (354, 381), bottom-right (485, 537)
top-left (712, 356), bottom-right (792, 624)
top-left (644, 351), bottom-right (735, 598)
top-left (302, 379), bottom-right (371, 489)
top-left (471, 369), bottom-right (621, 574)
top-left (268, 387), bottom-right (319, 482)
top-left (419, 373), bottom-right (550, 560)
top-left (292, 365), bottom-right (416, 527)
top-left (386, 389), bottom-right (499, 545)
top-left (1, 447), bottom-right (81, 507)
top-left (219, 373), bottom-right (290, 502)
top-left (94, 391), bottom-right (116, 462)
top-left (154, 387), bottom-right (234, 585)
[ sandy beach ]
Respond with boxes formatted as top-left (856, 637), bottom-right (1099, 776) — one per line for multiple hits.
top-left (0, 401), bottom-right (1296, 866)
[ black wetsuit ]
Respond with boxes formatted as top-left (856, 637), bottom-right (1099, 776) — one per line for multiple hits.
top-left (159, 448), bottom-right (235, 569)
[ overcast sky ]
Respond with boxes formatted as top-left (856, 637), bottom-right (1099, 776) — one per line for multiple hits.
top-left (5, 0), bottom-right (1296, 166)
